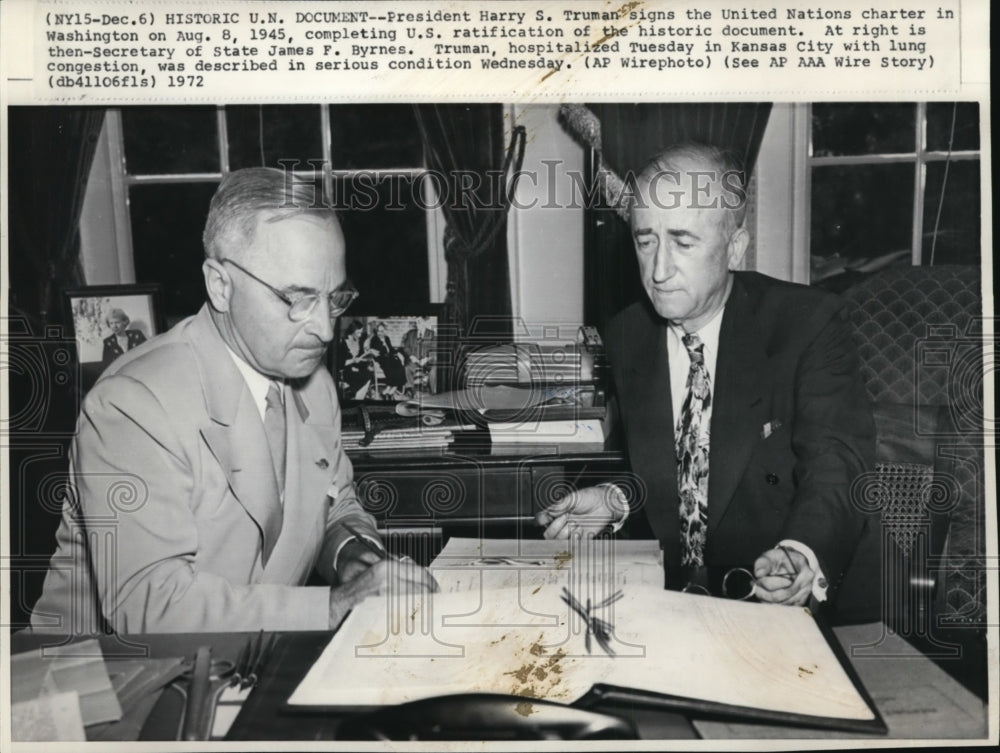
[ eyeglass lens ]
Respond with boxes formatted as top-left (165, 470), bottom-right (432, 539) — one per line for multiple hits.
top-left (287, 287), bottom-right (358, 321)
top-left (681, 567), bottom-right (757, 600)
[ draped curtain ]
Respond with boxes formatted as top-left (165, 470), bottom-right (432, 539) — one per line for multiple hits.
top-left (412, 104), bottom-right (525, 341)
top-left (7, 107), bottom-right (104, 628)
top-left (580, 103), bottom-right (772, 327)
top-left (9, 107), bottom-right (106, 327)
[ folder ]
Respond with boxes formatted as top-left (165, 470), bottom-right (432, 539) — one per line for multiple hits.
top-left (286, 539), bottom-right (887, 734)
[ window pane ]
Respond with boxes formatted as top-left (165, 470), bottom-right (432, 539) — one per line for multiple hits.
top-left (335, 176), bottom-right (429, 310)
top-left (329, 105), bottom-right (423, 168)
top-left (812, 103), bottom-right (915, 156)
top-left (122, 107), bottom-right (219, 174)
top-left (927, 103), bottom-right (980, 152)
top-left (130, 183), bottom-right (218, 323)
top-left (227, 105), bottom-right (324, 170)
top-left (810, 164), bottom-right (914, 272)
top-left (922, 160), bottom-right (980, 265)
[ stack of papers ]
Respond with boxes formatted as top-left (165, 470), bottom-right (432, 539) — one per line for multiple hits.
top-left (10, 639), bottom-right (122, 741)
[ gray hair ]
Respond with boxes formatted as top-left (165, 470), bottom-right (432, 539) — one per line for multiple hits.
top-left (202, 167), bottom-right (337, 260)
top-left (631, 143), bottom-right (748, 234)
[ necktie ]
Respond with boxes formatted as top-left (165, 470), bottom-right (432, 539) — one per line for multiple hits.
top-left (675, 333), bottom-right (712, 567)
top-left (264, 381), bottom-right (286, 492)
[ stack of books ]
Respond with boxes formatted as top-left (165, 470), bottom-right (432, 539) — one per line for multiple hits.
top-left (340, 405), bottom-right (475, 453)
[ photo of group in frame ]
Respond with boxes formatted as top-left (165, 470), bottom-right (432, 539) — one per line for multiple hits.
top-left (334, 310), bottom-right (442, 403)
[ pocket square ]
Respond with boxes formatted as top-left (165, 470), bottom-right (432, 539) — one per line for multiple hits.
top-left (761, 419), bottom-right (783, 439)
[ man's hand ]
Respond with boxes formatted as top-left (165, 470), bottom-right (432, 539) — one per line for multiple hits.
top-left (328, 557), bottom-right (438, 629)
top-left (534, 485), bottom-right (625, 540)
top-left (753, 547), bottom-right (813, 606)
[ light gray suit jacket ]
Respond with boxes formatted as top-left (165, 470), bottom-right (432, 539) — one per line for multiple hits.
top-left (31, 306), bottom-right (378, 633)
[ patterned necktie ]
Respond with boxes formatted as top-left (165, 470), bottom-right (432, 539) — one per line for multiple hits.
top-left (675, 333), bottom-right (712, 567)
top-left (264, 381), bottom-right (286, 492)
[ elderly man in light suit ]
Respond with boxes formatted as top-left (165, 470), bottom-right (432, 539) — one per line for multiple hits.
top-left (32, 168), bottom-right (435, 634)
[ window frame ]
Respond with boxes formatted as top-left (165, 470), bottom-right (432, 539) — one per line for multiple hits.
top-left (104, 105), bottom-right (446, 304)
top-left (802, 102), bottom-right (980, 271)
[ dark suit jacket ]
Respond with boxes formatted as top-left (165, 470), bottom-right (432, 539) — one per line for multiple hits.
top-left (102, 329), bottom-right (146, 368)
top-left (604, 272), bottom-right (875, 594)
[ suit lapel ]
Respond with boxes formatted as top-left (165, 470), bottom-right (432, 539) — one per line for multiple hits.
top-left (189, 309), bottom-right (284, 566)
top-left (708, 278), bottom-right (768, 533)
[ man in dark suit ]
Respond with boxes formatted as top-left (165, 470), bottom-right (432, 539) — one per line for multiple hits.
top-left (537, 144), bottom-right (874, 607)
top-left (32, 168), bottom-right (436, 633)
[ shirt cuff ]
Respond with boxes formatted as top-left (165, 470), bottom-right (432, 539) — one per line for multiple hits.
top-left (597, 483), bottom-right (630, 533)
top-left (778, 539), bottom-right (828, 602)
top-left (333, 534), bottom-right (384, 572)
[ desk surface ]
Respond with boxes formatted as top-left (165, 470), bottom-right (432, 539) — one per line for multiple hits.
top-left (11, 622), bottom-right (987, 742)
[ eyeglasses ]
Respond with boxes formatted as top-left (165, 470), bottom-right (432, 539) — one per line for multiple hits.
top-left (682, 568), bottom-right (759, 601)
top-left (681, 547), bottom-right (800, 601)
top-left (221, 258), bottom-right (359, 321)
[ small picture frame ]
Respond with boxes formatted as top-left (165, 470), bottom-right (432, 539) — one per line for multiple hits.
top-left (334, 308), bottom-right (444, 403)
top-left (64, 284), bottom-right (166, 394)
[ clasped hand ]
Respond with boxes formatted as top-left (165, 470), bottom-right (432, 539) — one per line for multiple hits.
top-left (752, 547), bottom-right (813, 606)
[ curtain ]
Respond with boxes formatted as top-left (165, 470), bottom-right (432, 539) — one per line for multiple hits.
top-left (7, 107), bottom-right (104, 628)
top-left (412, 104), bottom-right (526, 340)
top-left (8, 107), bottom-right (106, 326)
top-left (579, 103), bottom-right (772, 326)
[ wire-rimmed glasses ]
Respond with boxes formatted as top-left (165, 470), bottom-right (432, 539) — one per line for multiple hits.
top-left (681, 547), bottom-right (801, 601)
top-left (222, 257), bottom-right (359, 321)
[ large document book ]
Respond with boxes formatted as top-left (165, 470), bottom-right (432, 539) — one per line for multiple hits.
top-left (287, 539), bottom-right (886, 733)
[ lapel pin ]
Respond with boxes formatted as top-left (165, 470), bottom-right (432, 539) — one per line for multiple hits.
top-left (761, 420), bottom-right (782, 439)
top-left (316, 458), bottom-right (329, 470)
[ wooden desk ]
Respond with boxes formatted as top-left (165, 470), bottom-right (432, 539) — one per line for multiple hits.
top-left (10, 622), bottom-right (987, 742)
top-left (348, 443), bottom-right (628, 529)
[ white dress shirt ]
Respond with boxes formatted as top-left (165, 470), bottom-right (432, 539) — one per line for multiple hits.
top-left (225, 345), bottom-right (278, 422)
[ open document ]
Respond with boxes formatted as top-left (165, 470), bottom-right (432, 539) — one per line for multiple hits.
top-left (288, 539), bottom-right (884, 732)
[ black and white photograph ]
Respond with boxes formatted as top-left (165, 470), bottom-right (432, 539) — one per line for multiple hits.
top-left (64, 283), bottom-right (164, 393)
top-left (335, 313), bottom-right (442, 402)
top-left (1, 0), bottom-right (994, 748)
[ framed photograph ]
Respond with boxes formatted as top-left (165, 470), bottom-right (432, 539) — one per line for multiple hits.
top-left (64, 284), bottom-right (166, 394)
top-left (334, 308), bottom-right (443, 403)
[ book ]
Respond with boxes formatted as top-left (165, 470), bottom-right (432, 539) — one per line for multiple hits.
top-left (286, 539), bottom-right (886, 733)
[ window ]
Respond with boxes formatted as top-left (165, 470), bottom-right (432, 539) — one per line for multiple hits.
top-left (112, 105), bottom-right (442, 324)
top-left (808, 102), bottom-right (980, 283)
